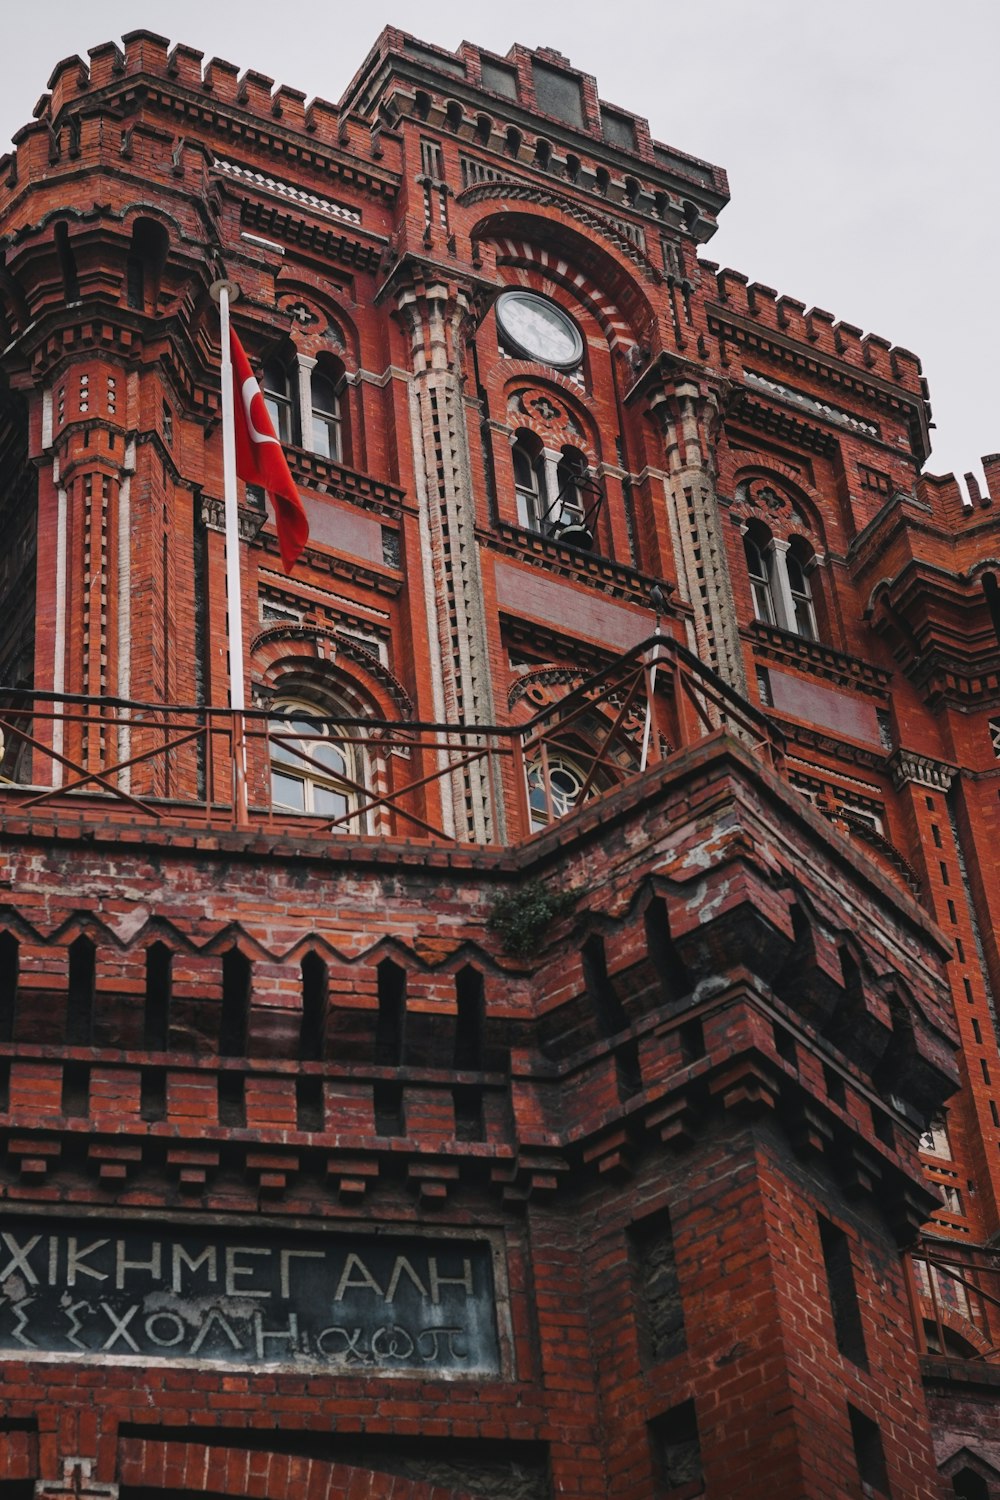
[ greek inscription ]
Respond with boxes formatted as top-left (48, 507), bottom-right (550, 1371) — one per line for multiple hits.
top-left (0, 1220), bottom-right (499, 1375)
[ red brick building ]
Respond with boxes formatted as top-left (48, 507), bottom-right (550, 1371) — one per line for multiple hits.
top-left (0, 24), bottom-right (995, 1499)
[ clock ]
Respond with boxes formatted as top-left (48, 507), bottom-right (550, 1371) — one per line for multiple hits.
top-left (496, 290), bottom-right (584, 370)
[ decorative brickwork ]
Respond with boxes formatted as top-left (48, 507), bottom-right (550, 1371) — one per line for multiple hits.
top-left (0, 21), bottom-right (998, 1498)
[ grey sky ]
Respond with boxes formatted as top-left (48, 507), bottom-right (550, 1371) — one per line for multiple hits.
top-left (4, 0), bottom-right (996, 487)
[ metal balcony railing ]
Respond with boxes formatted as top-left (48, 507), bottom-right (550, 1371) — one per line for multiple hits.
top-left (0, 636), bottom-right (783, 844)
top-left (907, 1246), bottom-right (1000, 1362)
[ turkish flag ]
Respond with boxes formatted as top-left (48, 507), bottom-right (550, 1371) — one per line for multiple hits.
top-left (229, 329), bottom-right (309, 572)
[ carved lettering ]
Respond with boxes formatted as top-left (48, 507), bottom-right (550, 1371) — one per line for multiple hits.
top-left (116, 1239), bottom-right (161, 1290)
top-left (385, 1256), bottom-right (428, 1302)
top-left (171, 1243), bottom-right (217, 1293)
top-left (0, 1220), bottom-right (499, 1374)
top-left (279, 1248), bottom-right (323, 1299)
top-left (428, 1256), bottom-right (473, 1304)
top-left (0, 1233), bottom-right (42, 1286)
top-left (224, 1246), bottom-right (271, 1298)
top-left (333, 1253), bottom-right (383, 1301)
top-left (67, 1239), bottom-right (109, 1286)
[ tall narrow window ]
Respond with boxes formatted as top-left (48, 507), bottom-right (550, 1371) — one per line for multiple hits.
top-left (787, 537), bottom-right (818, 639)
top-left (818, 1216), bottom-right (867, 1365)
top-left (551, 446), bottom-right (593, 544)
top-left (125, 218), bottom-right (168, 312)
top-left (263, 357), bottom-right (297, 445)
top-left (454, 966), bottom-right (485, 1142)
top-left (648, 1401), bottom-right (702, 1497)
top-left (219, 947), bottom-right (251, 1057)
top-left (744, 523), bottom-right (777, 626)
top-left (66, 936), bottom-right (96, 1046)
top-left (0, 932), bottom-right (18, 1044)
top-left (144, 942), bottom-right (172, 1052)
top-left (54, 222), bottom-right (80, 303)
top-left (630, 1208), bottom-right (686, 1364)
top-left (374, 958), bottom-right (405, 1137)
top-left (311, 367), bottom-right (342, 462)
top-left (582, 933), bottom-right (640, 1099)
top-left (848, 1406), bottom-right (889, 1496)
top-left (269, 701), bottom-right (364, 829)
top-left (375, 959), bottom-right (406, 1065)
top-left (300, 951), bottom-right (328, 1062)
top-left (512, 431), bottom-right (546, 531)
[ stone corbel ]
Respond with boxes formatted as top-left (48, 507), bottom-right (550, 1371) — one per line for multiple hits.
top-left (888, 750), bottom-right (957, 793)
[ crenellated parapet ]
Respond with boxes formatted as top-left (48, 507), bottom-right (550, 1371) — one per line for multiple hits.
top-left (704, 262), bottom-right (932, 465)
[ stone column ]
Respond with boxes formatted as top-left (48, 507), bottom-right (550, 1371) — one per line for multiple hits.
top-left (389, 266), bottom-right (498, 842)
top-left (295, 352), bottom-right (317, 453)
top-left (647, 375), bottom-right (747, 697)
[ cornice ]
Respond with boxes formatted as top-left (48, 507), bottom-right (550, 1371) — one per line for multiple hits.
top-left (50, 74), bottom-right (400, 203)
top-left (484, 520), bottom-right (668, 608)
top-left (708, 305), bottom-right (929, 460)
top-left (747, 622), bottom-right (892, 697)
top-left (235, 197), bottom-right (386, 276)
top-left (252, 526), bottom-right (403, 598)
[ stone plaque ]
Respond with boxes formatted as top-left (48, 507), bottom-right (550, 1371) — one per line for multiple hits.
top-left (0, 1218), bottom-right (502, 1376)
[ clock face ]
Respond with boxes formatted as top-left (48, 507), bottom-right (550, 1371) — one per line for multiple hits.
top-left (496, 290), bottom-right (584, 369)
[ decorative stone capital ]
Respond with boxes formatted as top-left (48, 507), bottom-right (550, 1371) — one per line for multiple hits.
top-left (643, 364), bottom-right (729, 473)
top-left (199, 493), bottom-right (267, 542)
top-left (889, 750), bottom-right (957, 793)
top-left (379, 254), bottom-right (500, 366)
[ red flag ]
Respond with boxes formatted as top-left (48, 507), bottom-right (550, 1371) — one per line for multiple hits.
top-left (229, 328), bottom-right (309, 572)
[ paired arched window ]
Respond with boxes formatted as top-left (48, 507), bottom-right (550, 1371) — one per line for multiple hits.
top-left (511, 433), bottom-right (600, 548)
top-left (268, 701), bottom-right (366, 830)
top-left (259, 346), bottom-right (348, 463)
top-left (742, 521), bottom-right (818, 640)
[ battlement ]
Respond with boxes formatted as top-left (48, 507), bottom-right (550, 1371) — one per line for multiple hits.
top-left (918, 454), bottom-right (1000, 523)
top-left (33, 30), bottom-right (347, 156)
top-left (704, 262), bottom-right (926, 396)
top-left (341, 26), bottom-right (729, 204)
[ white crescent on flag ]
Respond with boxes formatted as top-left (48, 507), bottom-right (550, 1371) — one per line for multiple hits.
top-left (240, 375), bottom-right (281, 447)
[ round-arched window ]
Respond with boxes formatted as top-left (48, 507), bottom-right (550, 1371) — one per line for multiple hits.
top-left (311, 368), bottom-right (342, 462)
top-left (268, 702), bottom-right (362, 827)
top-left (527, 754), bottom-right (588, 830)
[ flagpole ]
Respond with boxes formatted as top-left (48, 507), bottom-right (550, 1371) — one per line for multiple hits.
top-left (639, 585), bottom-right (667, 774)
top-left (211, 278), bottom-right (249, 825)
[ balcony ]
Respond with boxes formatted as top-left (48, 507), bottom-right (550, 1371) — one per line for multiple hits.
top-left (0, 636), bottom-right (783, 847)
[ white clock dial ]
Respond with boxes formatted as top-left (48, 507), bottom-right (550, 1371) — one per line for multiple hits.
top-left (496, 290), bottom-right (584, 369)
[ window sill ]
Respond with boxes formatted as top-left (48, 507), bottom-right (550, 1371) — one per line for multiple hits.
top-left (489, 520), bottom-right (667, 606)
top-left (747, 620), bottom-right (890, 695)
top-left (286, 446), bottom-right (406, 516)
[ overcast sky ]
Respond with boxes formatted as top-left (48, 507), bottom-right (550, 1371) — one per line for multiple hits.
top-left (3, 0), bottom-right (996, 487)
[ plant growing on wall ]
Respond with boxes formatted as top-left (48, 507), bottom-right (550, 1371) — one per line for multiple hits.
top-left (487, 880), bottom-right (576, 959)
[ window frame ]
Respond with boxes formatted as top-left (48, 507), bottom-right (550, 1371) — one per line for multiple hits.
top-left (268, 700), bottom-right (367, 832)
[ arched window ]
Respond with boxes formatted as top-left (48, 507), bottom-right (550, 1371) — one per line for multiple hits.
top-left (743, 520), bottom-right (820, 640)
top-left (512, 431), bottom-right (547, 531)
top-left (744, 522), bottom-right (778, 626)
top-left (311, 364), bottom-right (343, 463)
top-left (553, 447), bottom-right (590, 537)
top-left (125, 217), bottom-right (168, 312)
top-left (787, 536), bottom-right (817, 640)
top-left (527, 753), bottom-right (589, 830)
top-left (268, 701), bottom-right (366, 830)
top-left (263, 356), bottom-right (297, 446)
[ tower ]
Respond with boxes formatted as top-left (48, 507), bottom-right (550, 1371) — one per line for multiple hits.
top-left (0, 24), bottom-right (994, 1499)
